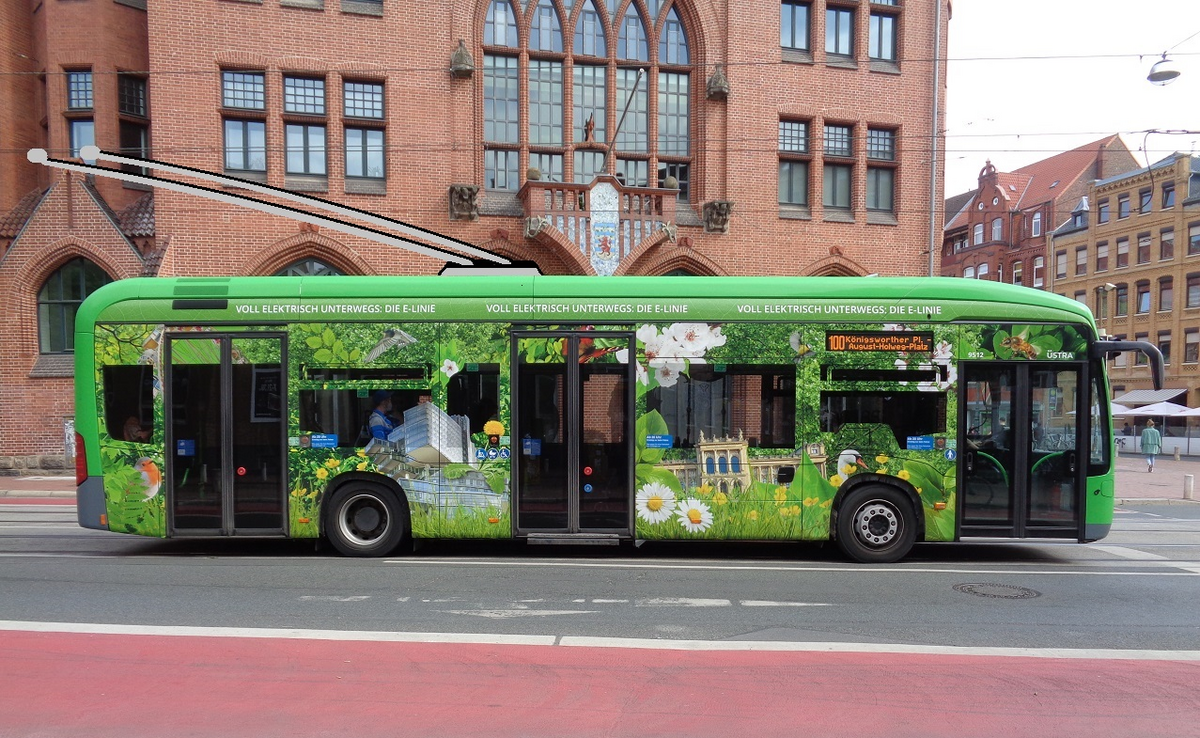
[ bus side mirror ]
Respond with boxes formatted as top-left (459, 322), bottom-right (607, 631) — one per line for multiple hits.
top-left (777, 466), bottom-right (796, 485)
top-left (1090, 340), bottom-right (1164, 390)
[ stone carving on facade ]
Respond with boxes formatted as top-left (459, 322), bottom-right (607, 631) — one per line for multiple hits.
top-left (703, 200), bottom-right (733, 234)
top-left (450, 39), bottom-right (475, 78)
top-left (706, 64), bottom-right (730, 100)
top-left (524, 215), bottom-right (550, 239)
top-left (448, 184), bottom-right (479, 221)
top-left (658, 222), bottom-right (678, 244)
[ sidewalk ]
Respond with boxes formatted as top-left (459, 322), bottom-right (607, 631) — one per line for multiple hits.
top-left (3, 460), bottom-right (1198, 503)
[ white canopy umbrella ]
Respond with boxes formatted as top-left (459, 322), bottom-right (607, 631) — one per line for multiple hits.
top-left (1112, 401), bottom-right (1188, 417)
top-left (1110, 402), bottom-right (1131, 415)
top-left (1172, 406), bottom-right (1200, 417)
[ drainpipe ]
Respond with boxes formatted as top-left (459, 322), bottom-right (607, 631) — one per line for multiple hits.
top-left (928, 0), bottom-right (943, 276)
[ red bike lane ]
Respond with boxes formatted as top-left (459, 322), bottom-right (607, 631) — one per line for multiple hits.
top-left (2, 628), bottom-right (1197, 738)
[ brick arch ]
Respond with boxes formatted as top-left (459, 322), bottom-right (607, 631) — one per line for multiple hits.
top-left (619, 240), bottom-right (728, 276)
top-left (242, 232), bottom-right (378, 276)
top-left (522, 228), bottom-right (594, 274)
top-left (0, 237), bottom-right (137, 362)
top-left (276, 56), bottom-right (332, 74)
top-left (214, 51), bottom-right (271, 69)
top-left (489, 228), bottom-right (592, 274)
top-left (802, 253), bottom-right (869, 276)
top-left (11, 236), bottom-right (137, 294)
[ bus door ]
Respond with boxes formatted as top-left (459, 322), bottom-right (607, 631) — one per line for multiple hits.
top-left (512, 331), bottom-right (634, 539)
top-left (166, 333), bottom-right (286, 536)
top-left (959, 363), bottom-right (1085, 539)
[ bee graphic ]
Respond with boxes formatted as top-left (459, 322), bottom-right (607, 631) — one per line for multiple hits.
top-left (1001, 335), bottom-right (1039, 359)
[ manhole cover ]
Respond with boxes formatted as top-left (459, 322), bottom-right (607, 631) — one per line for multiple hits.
top-left (952, 583), bottom-right (1041, 599)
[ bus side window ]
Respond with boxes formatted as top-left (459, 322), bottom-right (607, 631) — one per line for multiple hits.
top-left (446, 364), bottom-right (501, 434)
top-left (103, 365), bottom-right (156, 443)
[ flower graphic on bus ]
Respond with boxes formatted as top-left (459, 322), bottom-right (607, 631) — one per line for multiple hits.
top-left (636, 482), bottom-right (677, 524)
top-left (632, 322), bottom-right (726, 390)
top-left (676, 498), bottom-right (714, 533)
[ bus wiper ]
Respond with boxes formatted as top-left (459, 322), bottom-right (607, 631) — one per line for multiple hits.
top-left (27, 147), bottom-right (514, 268)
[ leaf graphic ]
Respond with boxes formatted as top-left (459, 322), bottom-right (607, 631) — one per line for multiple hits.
top-left (636, 410), bottom-right (670, 464)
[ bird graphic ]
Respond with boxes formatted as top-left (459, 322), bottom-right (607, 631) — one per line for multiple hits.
top-left (789, 332), bottom-right (815, 362)
top-left (836, 450), bottom-right (868, 477)
top-left (133, 457), bottom-right (162, 499)
top-left (364, 328), bottom-right (418, 363)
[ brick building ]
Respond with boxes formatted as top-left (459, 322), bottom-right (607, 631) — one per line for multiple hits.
top-left (941, 136), bottom-right (1138, 286)
top-left (1, 0), bottom-right (949, 470)
top-left (1049, 153), bottom-right (1200, 412)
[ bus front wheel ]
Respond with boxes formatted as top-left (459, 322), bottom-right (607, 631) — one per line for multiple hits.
top-left (835, 486), bottom-right (916, 564)
top-left (325, 484), bottom-right (408, 557)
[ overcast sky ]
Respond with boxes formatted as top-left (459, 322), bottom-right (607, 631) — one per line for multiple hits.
top-left (943, 0), bottom-right (1197, 195)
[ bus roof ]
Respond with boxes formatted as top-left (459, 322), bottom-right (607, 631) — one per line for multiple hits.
top-left (76, 275), bottom-right (1096, 331)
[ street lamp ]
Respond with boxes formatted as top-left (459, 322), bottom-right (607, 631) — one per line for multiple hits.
top-left (1147, 54), bottom-right (1181, 86)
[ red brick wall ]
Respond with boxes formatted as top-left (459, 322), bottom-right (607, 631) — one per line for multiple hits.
top-left (0, 172), bottom-right (148, 461)
top-left (0, 0), bottom-right (41, 213)
top-left (0, 0), bottom-right (951, 467)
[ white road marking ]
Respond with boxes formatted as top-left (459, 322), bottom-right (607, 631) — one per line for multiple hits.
top-left (438, 609), bottom-right (597, 619)
top-left (299, 595), bottom-right (371, 602)
top-left (740, 600), bottom-right (834, 607)
top-left (1091, 545), bottom-right (1170, 561)
top-left (0, 620), bottom-right (1197, 660)
top-left (636, 598), bottom-right (731, 607)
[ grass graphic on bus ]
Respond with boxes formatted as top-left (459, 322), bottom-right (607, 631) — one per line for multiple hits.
top-left (87, 318), bottom-right (1101, 544)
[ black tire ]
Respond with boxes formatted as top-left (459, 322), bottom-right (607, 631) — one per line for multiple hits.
top-left (324, 483), bottom-right (408, 557)
top-left (835, 485), bottom-right (917, 564)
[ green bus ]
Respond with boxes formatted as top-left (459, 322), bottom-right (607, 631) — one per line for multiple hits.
top-left (73, 274), bottom-right (1162, 562)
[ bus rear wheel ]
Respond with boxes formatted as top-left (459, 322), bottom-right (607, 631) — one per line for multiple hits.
top-left (836, 486), bottom-right (916, 564)
top-left (325, 484), bottom-right (408, 557)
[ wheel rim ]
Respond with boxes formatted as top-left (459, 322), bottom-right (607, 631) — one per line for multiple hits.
top-left (337, 493), bottom-right (391, 548)
top-left (852, 500), bottom-right (901, 548)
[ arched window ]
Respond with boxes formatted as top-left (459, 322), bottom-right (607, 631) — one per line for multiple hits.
top-left (37, 258), bottom-right (112, 353)
top-left (618, 4), bottom-right (649, 61)
top-left (274, 258), bottom-right (345, 277)
top-left (482, 0), bottom-right (694, 198)
top-left (991, 217), bottom-right (1003, 241)
top-left (530, 0), bottom-right (564, 52)
top-left (484, 0), bottom-right (518, 46)
top-left (730, 455), bottom-right (741, 473)
top-left (718, 455), bottom-right (728, 473)
top-left (705, 456), bottom-right (715, 474)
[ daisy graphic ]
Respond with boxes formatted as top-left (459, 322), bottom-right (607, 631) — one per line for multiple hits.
top-left (636, 482), bottom-right (676, 524)
top-left (676, 498), bottom-right (714, 532)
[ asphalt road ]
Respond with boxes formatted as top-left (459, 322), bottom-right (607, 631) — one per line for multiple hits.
top-left (2, 495), bottom-right (1199, 737)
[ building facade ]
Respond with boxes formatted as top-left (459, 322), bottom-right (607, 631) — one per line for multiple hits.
top-left (1, 0), bottom-right (949, 470)
top-left (941, 137), bottom-right (1138, 286)
top-left (1049, 153), bottom-right (1200, 407)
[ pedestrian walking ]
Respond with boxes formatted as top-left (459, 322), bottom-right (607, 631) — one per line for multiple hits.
top-left (1141, 419), bottom-right (1162, 472)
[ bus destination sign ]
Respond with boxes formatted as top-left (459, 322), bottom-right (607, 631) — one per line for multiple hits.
top-left (826, 331), bottom-right (935, 353)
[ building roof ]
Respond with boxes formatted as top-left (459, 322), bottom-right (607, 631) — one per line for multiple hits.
top-left (116, 192), bottom-right (155, 237)
top-left (943, 189), bottom-right (975, 228)
top-left (943, 135), bottom-right (1124, 233)
top-left (1010, 134), bottom-right (1122, 209)
top-left (0, 188), bottom-right (48, 238)
top-left (1094, 151), bottom-right (1185, 188)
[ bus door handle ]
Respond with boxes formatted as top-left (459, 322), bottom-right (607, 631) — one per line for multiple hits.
top-left (1067, 451), bottom-right (1077, 474)
top-left (964, 451), bottom-right (974, 473)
